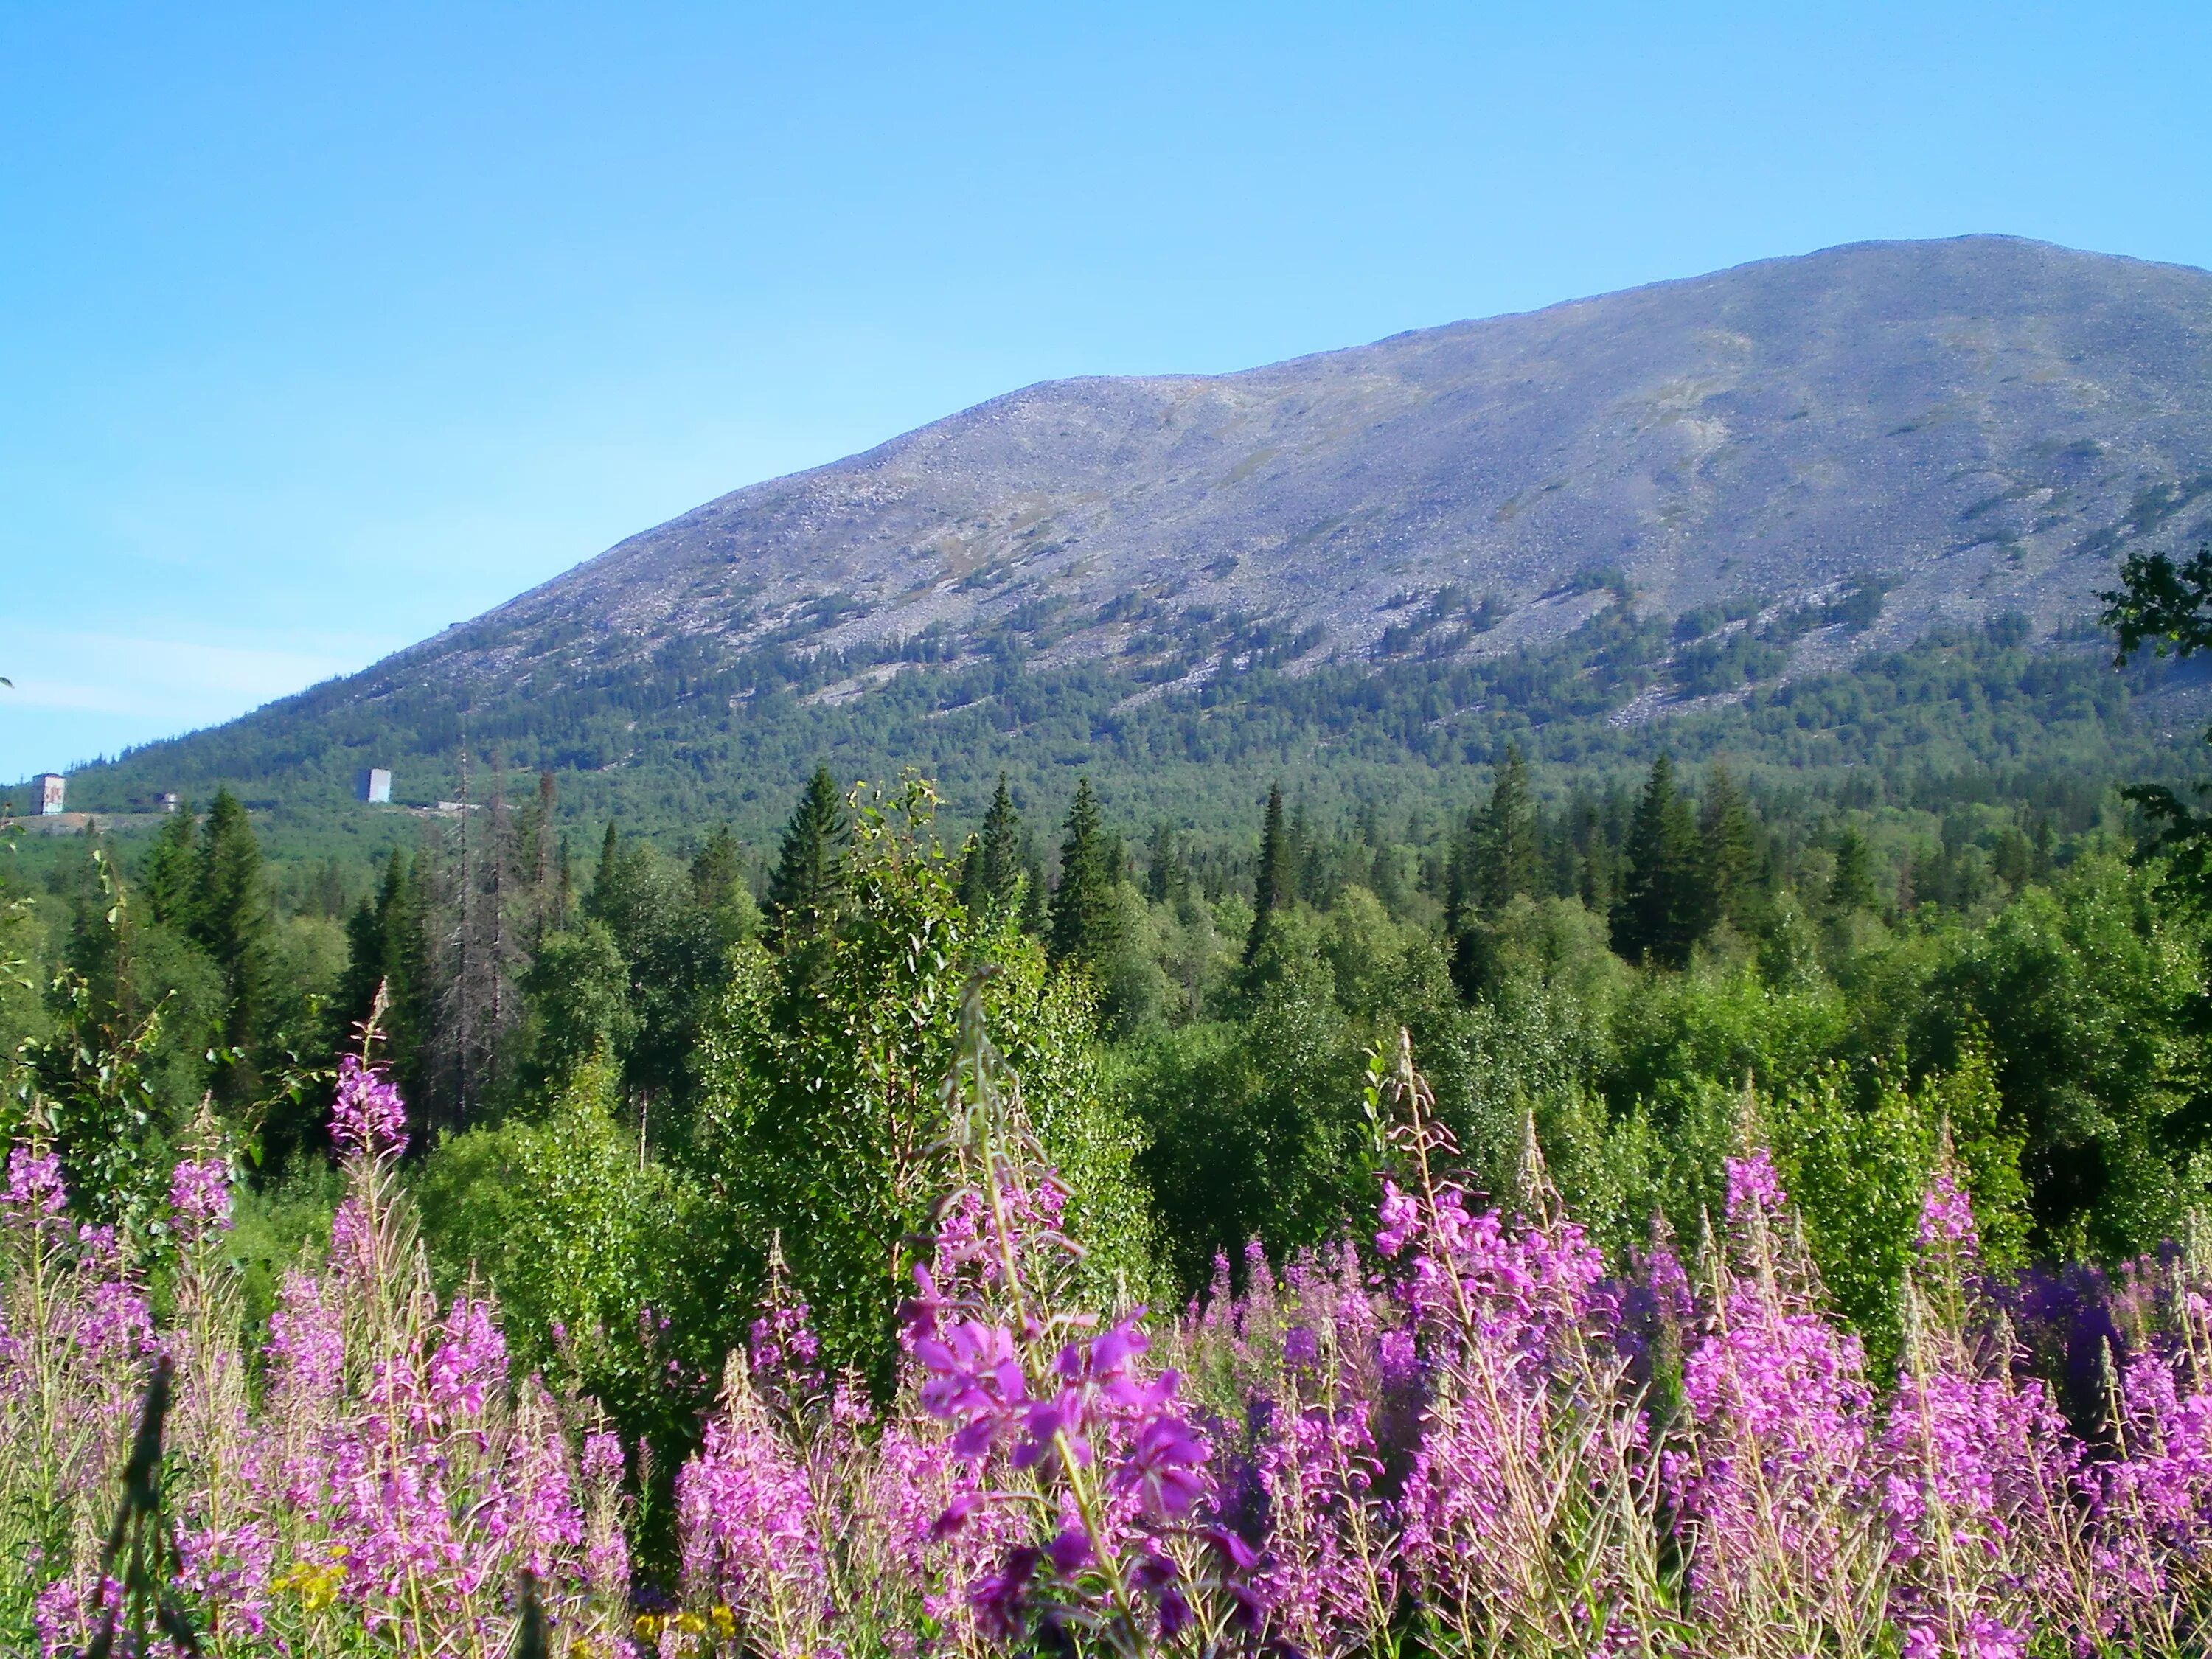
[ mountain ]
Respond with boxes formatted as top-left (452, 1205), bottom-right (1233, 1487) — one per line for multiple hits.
top-left (52, 235), bottom-right (2212, 844)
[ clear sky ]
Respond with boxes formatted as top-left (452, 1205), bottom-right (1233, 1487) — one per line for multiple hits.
top-left (3, 1), bottom-right (2208, 780)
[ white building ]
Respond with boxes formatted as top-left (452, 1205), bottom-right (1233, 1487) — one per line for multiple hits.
top-left (359, 768), bottom-right (392, 804)
top-left (32, 773), bottom-right (64, 815)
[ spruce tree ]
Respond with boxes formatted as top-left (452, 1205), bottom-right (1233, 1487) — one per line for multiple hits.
top-left (1246, 784), bottom-right (1296, 962)
top-left (1572, 790), bottom-right (1621, 914)
top-left (1048, 779), bottom-right (1121, 967)
top-left (959, 774), bottom-right (1026, 919)
top-left (1613, 756), bottom-right (1706, 967)
top-left (142, 802), bottom-right (198, 931)
top-left (1019, 844), bottom-right (1048, 937)
top-left (593, 820), bottom-right (621, 904)
top-left (691, 825), bottom-right (745, 908)
top-left (1442, 804), bottom-right (1480, 939)
top-left (193, 788), bottom-right (269, 1086)
top-left (62, 827), bottom-right (132, 1027)
top-left (691, 824), bottom-right (761, 947)
top-left (335, 858), bottom-right (396, 1048)
top-left (306, 846), bottom-right (431, 1161)
top-left (1473, 745), bottom-right (1540, 915)
top-left (555, 834), bottom-right (574, 931)
top-left (1828, 827), bottom-right (1880, 914)
top-left (1579, 842), bottom-right (1614, 917)
top-left (1142, 821), bottom-right (1186, 906)
top-left (767, 765), bottom-right (849, 942)
top-left (1699, 763), bottom-right (1759, 931)
top-left (519, 770), bottom-right (560, 945)
top-left (448, 758), bottom-right (524, 1120)
top-left (305, 858), bottom-right (347, 919)
top-left (1287, 800), bottom-right (1314, 905)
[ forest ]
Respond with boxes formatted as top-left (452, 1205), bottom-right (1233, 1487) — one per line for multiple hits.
top-left (53, 577), bottom-right (2202, 852)
top-left (4, 546), bottom-right (2212, 1655)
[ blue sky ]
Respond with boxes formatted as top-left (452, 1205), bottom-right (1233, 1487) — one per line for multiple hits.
top-left (3, 1), bottom-right (2208, 780)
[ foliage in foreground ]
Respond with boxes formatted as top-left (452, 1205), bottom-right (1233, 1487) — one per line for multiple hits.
top-left (22, 1009), bottom-right (2212, 1657)
top-left (3, 1064), bottom-right (629, 1657)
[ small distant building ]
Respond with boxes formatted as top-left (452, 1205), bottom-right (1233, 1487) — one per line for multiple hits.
top-left (156, 793), bottom-right (181, 814)
top-left (359, 768), bottom-right (392, 805)
top-left (32, 774), bottom-right (65, 816)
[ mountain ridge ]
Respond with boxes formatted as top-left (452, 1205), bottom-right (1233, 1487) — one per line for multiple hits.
top-left (46, 234), bottom-right (2212, 840)
top-left (434, 234), bottom-right (2211, 674)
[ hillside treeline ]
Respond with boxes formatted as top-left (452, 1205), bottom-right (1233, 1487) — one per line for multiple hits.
top-left (55, 596), bottom-right (2198, 849)
top-left (5, 728), bottom-right (2208, 1441)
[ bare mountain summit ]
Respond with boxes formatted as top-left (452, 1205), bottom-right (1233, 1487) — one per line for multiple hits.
top-left (465, 234), bottom-right (2210, 690)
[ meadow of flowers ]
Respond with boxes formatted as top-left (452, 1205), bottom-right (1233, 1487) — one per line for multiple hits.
top-left (13, 996), bottom-right (2212, 1658)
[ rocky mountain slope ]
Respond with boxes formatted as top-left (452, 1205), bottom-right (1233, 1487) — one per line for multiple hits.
top-left (464, 234), bottom-right (2212, 687)
top-left (53, 234), bottom-right (2212, 838)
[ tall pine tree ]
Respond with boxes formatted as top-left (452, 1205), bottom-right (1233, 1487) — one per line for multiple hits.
top-left (1613, 756), bottom-right (1708, 967)
top-left (1473, 745), bottom-right (1541, 915)
top-left (691, 825), bottom-right (745, 909)
top-left (442, 757), bottom-right (525, 1123)
top-left (1699, 763), bottom-right (1760, 932)
top-left (592, 820), bottom-right (622, 905)
top-left (767, 765), bottom-right (849, 943)
top-left (1246, 784), bottom-right (1295, 962)
top-left (959, 773), bottom-right (1026, 920)
top-left (313, 846), bottom-right (432, 1162)
top-left (517, 770), bottom-right (561, 946)
top-left (1829, 827), bottom-right (1880, 914)
top-left (335, 850), bottom-right (407, 1049)
top-left (1142, 821), bottom-right (1188, 906)
top-left (1048, 778), bottom-right (1121, 967)
top-left (194, 788), bottom-right (270, 1097)
top-left (142, 802), bottom-right (199, 932)
top-left (1442, 803), bottom-right (1482, 939)
top-left (1019, 835), bottom-right (1049, 938)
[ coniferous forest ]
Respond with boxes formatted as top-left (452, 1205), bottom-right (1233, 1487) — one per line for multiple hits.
top-left (4, 549), bottom-right (2212, 1654)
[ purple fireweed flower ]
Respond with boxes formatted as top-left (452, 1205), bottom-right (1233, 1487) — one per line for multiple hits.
top-left (931, 1491), bottom-right (982, 1540)
top-left (428, 1295), bottom-right (506, 1422)
top-left (74, 1222), bottom-right (125, 1274)
top-left (748, 1296), bottom-right (824, 1407)
top-left (32, 1575), bottom-right (119, 1659)
top-left (167, 1157), bottom-right (232, 1242)
top-left (1375, 1180), bottom-right (1419, 1259)
top-left (1918, 1171), bottom-right (1979, 1251)
top-left (505, 1384), bottom-right (585, 1577)
top-left (2105, 1343), bottom-right (2212, 1551)
top-left (677, 1407), bottom-right (827, 1637)
top-left (1377, 1326), bottom-right (1418, 1389)
top-left (1253, 1393), bottom-right (1390, 1654)
top-left (1112, 1407), bottom-right (1209, 1520)
top-left (1206, 1526), bottom-right (1259, 1573)
top-left (1045, 1526), bottom-right (1091, 1575)
top-left (971, 1545), bottom-right (1042, 1639)
top-left (5, 1145), bottom-right (66, 1220)
top-left (900, 1262), bottom-right (950, 1346)
top-left (916, 1318), bottom-right (1029, 1459)
top-left (1879, 1361), bottom-right (2071, 1655)
top-left (265, 1267), bottom-right (347, 1415)
top-left (580, 1430), bottom-right (624, 1486)
top-left (1157, 1584), bottom-right (1193, 1638)
top-left (1051, 1313), bottom-right (1151, 1413)
top-left (77, 1279), bottom-right (156, 1364)
top-left (1645, 1236), bottom-right (1694, 1322)
top-left (1725, 1149), bottom-right (1786, 1217)
top-left (1014, 1391), bottom-right (1091, 1471)
top-left (1665, 1147), bottom-right (1885, 1640)
top-left (330, 1053), bottom-right (408, 1158)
